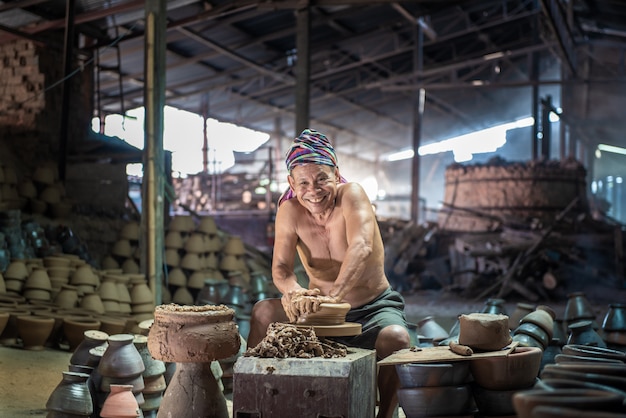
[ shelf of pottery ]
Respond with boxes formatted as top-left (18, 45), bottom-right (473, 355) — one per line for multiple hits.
top-left (103, 214), bottom-right (280, 341)
top-left (0, 252), bottom-right (159, 352)
top-left (0, 162), bottom-right (74, 220)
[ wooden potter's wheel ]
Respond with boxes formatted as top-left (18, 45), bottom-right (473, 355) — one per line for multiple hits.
top-left (295, 303), bottom-right (361, 337)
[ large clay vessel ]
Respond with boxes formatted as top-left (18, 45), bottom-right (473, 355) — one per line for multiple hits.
top-left (100, 384), bottom-right (140, 418)
top-left (147, 304), bottom-right (240, 418)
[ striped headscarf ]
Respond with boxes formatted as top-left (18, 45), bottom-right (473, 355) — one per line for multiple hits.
top-left (278, 129), bottom-right (347, 206)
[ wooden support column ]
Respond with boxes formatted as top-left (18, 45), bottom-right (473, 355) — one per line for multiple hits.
top-left (58, 0), bottom-right (76, 182)
top-left (411, 24), bottom-right (424, 224)
top-left (142, 0), bottom-right (167, 305)
top-left (295, 4), bottom-right (310, 136)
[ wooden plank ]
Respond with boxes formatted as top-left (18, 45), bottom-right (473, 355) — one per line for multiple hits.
top-left (378, 341), bottom-right (518, 366)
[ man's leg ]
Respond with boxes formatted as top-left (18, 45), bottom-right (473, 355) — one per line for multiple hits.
top-left (375, 325), bottom-right (411, 418)
top-left (247, 298), bottom-right (289, 348)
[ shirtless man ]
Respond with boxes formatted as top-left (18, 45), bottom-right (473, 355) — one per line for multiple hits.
top-left (247, 129), bottom-right (410, 418)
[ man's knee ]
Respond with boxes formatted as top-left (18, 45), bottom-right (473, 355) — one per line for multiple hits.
top-left (375, 325), bottom-right (411, 359)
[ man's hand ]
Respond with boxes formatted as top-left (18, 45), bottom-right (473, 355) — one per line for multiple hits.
top-left (281, 288), bottom-right (326, 323)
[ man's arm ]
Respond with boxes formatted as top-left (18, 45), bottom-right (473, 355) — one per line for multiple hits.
top-left (328, 183), bottom-right (375, 301)
top-left (271, 201), bottom-right (321, 322)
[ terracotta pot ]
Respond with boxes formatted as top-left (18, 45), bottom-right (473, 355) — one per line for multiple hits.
top-left (147, 304), bottom-right (240, 363)
top-left (16, 315), bottom-right (55, 350)
top-left (181, 253), bottom-right (202, 271)
top-left (171, 287), bottom-right (194, 305)
top-left (100, 384), bottom-right (140, 418)
top-left (100, 373), bottom-right (145, 393)
top-left (98, 334), bottom-right (145, 378)
top-left (470, 346), bottom-right (543, 390)
top-left (514, 321), bottom-right (551, 349)
top-left (45, 371), bottom-right (93, 416)
top-left (129, 280), bottom-right (153, 305)
top-left (471, 382), bottom-right (527, 416)
top-left (0, 309), bottom-right (31, 345)
top-left (120, 222), bottom-right (140, 241)
top-left (512, 388), bottom-right (623, 418)
top-left (223, 236), bottom-right (246, 256)
top-left (395, 361), bottom-right (470, 388)
top-left (79, 292), bottom-right (105, 315)
top-left (198, 215), bottom-right (218, 235)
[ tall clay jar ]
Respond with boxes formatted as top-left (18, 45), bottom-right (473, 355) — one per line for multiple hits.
top-left (45, 371), bottom-right (93, 416)
top-left (148, 304), bottom-right (240, 418)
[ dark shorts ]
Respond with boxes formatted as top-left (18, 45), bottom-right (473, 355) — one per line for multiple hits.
top-left (329, 287), bottom-right (408, 350)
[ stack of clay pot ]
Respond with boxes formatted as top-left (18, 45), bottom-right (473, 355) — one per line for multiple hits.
top-left (129, 274), bottom-right (155, 322)
top-left (96, 334), bottom-right (146, 415)
top-left (3, 259), bottom-right (28, 295)
top-left (396, 361), bottom-right (476, 417)
top-left (22, 266), bottom-right (52, 303)
top-left (521, 344), bottom-right (626, 418)
top-left (134, 334), bottom-right (167, 417)
top-left (44, 255), bottom-right (74, 291)
top-left (31, 161), bottom-right (74, 219)
top-left (512, 305), bottom-right (555, 351)
top-left (0, 165), bottom-right (23, 211)
top-left (564, 291), bottom-right (600, 329)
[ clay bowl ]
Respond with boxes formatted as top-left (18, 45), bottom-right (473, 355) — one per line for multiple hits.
top-left (533, 405), bottom-right (626, 418)
top-left (540, 365), bottom-right (626, 391)
top-left (547, 362), bottom-right (626, 377)
top-left (512, 388), bottom-right (624, 418)
top-left (555, 353), bottom-right (624, 365)
top-left (536, 378), bottom-right (626, 401)
top-left (471, 381), bottom-right (532, 416)
top-left (397, 384), bottom-right (475, 418)
top-left (469, 346), bottom-right (543, 390)
top-left (297, 302), bottom-right (351, 325)
top-left (562, 344), bottom-right (626, 363)
top-left (395, 361), bottom-right (470, 388)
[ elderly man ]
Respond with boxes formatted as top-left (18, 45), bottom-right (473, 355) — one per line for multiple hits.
top-left (248, 129), bottom-right (410, 418)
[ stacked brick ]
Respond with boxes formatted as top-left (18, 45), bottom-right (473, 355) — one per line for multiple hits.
top-left (0, 40), bottom-right (45, 128)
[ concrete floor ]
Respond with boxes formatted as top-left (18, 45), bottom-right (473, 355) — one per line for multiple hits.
top-left (0, 287), bottom-right (623, 417)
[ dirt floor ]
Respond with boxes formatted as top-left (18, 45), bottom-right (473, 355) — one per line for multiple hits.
top-left (0, 287), bottom-right (623, 417)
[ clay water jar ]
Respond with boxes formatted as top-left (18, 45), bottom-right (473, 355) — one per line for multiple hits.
top-left (16, 314), bottom-right (55, 350)
top-left (564, 292), bottom-right (596, 324)
top-left (100, 384), bottom-right (140, 418)
top-left (70, 330), bottom-right (109, 366)
top-left (470, 346), bottom-right (543, 390)
top-left (45, 371), bottom-right (94, 416)
top-left (567, 320), bottom-right (607, 348)
top-left (603, 303), bottom-right (626, 332)
top-left (512, 388), bottom-right (624, 418)
top-left (98, 334), bottom-right (145, 378)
